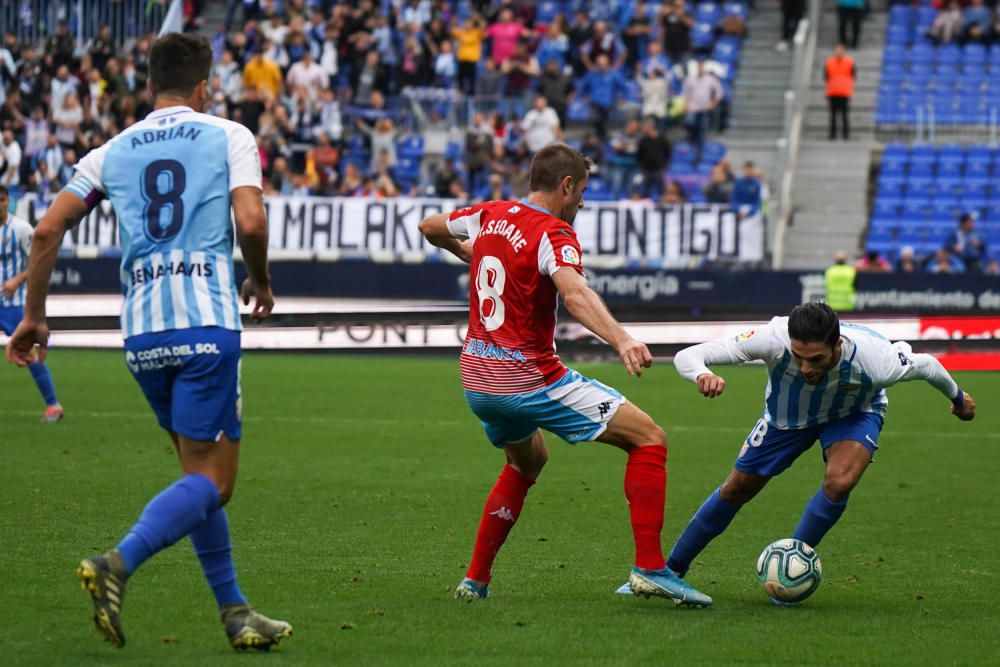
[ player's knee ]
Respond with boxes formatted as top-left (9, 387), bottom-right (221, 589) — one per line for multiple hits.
top-left (632, 421), bottom-right (666, 449)
top-left (822, 471), bottom-right (856, 502)
top-left (523, 447), bottom-right (549, 478)
top-left (720, 477), bottom-right (758, 506)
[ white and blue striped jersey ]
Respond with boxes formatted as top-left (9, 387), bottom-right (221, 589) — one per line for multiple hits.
top-left (64, 106), bottom-right (262, 338)
top-left (674, 316), bottom-right (961, 430)
top-left (0, 214), bottom-right (32, 307)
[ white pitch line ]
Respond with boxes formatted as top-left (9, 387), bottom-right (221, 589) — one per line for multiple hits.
top-left (0, 409), bottom-right (993, 439)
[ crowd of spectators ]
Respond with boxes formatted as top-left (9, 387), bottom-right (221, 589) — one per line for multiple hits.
top-left (860, 211), bottom-right (995, 274)
top-left (925, 0), bottom-right (1000, 45)
top-left (0, 0), bottom-right (746, 205)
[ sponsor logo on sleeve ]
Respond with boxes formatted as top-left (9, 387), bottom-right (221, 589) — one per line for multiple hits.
top-left (561, 245), bottom-right (580, 265)
top-left (734, 329), bottom-right (756, 342)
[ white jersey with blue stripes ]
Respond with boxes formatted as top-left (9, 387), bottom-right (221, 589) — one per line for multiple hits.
top-left (65, 106), bottom-right (261, 338)
top-left (674, 316), bottom-right (961, 430)
top-left (0, 214), bottom-right (32, 307)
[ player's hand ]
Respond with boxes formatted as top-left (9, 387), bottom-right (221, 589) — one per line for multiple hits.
top-left (1, 279), bottom-right (16, 298)
top-left (696, 373), bottom-right (726, 398)
top-left (240, 278), bottom-right (274, 322)
top-left (951, 392), bottom-right (976, 421)
top-left (618, 337), bottom-right (653, 377)
top-left (6, 318), bottom-right (49, 367)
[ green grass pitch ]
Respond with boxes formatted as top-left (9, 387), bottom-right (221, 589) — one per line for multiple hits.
top-left (2, 351), bottom-right (998, 665)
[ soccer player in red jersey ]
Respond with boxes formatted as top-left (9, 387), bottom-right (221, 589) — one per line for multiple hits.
top-left (418, 144), bottom-right (712, 607)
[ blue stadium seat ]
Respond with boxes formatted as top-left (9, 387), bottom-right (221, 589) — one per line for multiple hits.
top-left (961, 61), bottom-right (986, 75)
top-left (888, 4), bottom-right (913, 24)
top-left (874, 197), bottom-right (903, 217)
top-left (986, 200), bottom-right (1000, 221)
top-left (397, 135), bottom-right (425, 158)
top-left (935, 177), bottom-right (964, 197)
top-left (964, 177), bottom-right (991, 197)
top-left (961, 196), bottom-right (988, 215)
top-left (885, 24), bottom-right (910, 46)
top-left (965, 43), bottom-right (988, 64)
top-left (883, 46), bottom-right (906, 66)
top-left (585, 177), bottom-right (615, 201)
top-left (702, 141), bottom-right (726, 163)
top-left (966, 157), bottom-right (993, 178)
top-left (722, 2), bottom-right (749, 21)
top-left (916, 6), bottom-right (938, 27)
top-left (878, 176), bottom-right (906, 197)
top-left (931, 197), bottom-right (962, 219)
top-left (907, 43), bottom-right (935, 65)
top-left (536, 0), bottom-right (562, 24)
top-left (691, 23), bottom-right (715, 50)
top-left (902, 196), bottom-right (932, 220)
top-left (936, 44), bottom-right (962, 65)
top-left (880, 157), bottom-right (907, 177)
top-left (696, 2), bottom-right (722, 24)
top-left (672, 141), bottom-right (695, 164)
top-left (908, 160), bottom-right (934, 177)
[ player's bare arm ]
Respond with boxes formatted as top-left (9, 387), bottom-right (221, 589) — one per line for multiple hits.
top-left (1, 268), bottom-right (26, 298)
top-left (550, 266), bottom-right (652, 377)
top-left (232, 185), bottom-right (274, 321)
top-left (418, 212), bottom-right (473, 263)
top-left (6, 191), bottom-right (88, 366)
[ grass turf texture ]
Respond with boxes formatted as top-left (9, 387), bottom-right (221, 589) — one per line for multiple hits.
top-left (2, 351), bottom-right (998, 666)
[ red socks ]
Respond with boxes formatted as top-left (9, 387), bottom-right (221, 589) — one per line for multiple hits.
top-left (624, 445), bottom-right (668, 571)
top-left (465, 464), bottom-right (536, 583)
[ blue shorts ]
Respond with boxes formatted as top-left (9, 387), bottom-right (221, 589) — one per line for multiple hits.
top-left (125, 327), bottom-right (242, 442)
top-left (464, 368), bottom-right (625, 447)
top-left (735, 412), bottom-right (884, 477)
top-left (0, 305), bottom-right (23, 336)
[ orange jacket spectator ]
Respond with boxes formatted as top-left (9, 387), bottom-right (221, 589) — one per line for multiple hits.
top-left (825, 53), bottom-right (855, 97)
top-left (243, 52), bottom-right (282, 99)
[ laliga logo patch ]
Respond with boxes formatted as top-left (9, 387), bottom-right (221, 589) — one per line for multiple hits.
top-left (561, 245), bottom-right (580, 265)
top-left (734, 329), bottom-right (756, 342)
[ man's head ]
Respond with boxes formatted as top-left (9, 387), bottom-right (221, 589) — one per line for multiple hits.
top-left (149, 33), bottom-right (212, 109)
top-left (596, 54), bottom-right (610, 71)
top-left (593, 20), bottom-right (608, 37)
top-left (834, 249), bottom-right (848, 265)
top-left (533, 94), bottom-right (547, 111)
top-left (787, 302), bottom-right (842, 384)
top-left (959, 212), bottom-right (975, 231)
top-left (642, 118), bottom-right (657, 135)
top-left (743, 160), bottom-right (755, 178)
top-left (0, 185), bottom-right (8, 223)
top-left (833, 43), bottom-right (845, 58)
top-left (544, 59), bottom-right (560, 75)
top-left (529, 143), bottom-right (591, 224)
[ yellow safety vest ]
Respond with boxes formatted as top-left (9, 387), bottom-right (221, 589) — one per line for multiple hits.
top-left (824, 264), bottom-right (857, 311)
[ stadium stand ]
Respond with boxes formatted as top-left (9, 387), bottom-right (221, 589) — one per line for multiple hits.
top-left (0, 0), bottom-right (759, 208)
top-left (867, 142), bottom-right (1000, 269)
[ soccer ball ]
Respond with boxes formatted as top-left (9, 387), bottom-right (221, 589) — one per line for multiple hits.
top-left (755, 538), bottom-right (823, 603)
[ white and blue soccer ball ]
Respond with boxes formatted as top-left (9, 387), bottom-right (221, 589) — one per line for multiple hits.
top-left (755, 538), bottom-right (823, 603)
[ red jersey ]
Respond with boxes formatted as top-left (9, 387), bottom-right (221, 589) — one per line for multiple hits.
top-left (447, 199), bottom-right (585, 394)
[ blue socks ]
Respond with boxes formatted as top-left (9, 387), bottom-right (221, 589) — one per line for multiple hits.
top-left (190, 508), bottom-right (247, 607)
top-left (28, 362), bottom-right (58, 406)
top-left (117, 474), bottom-right (220, 576)
top-left (793, 488), bottom-right (848, 548)
top-left (667, 488), bottom-right (740, 577)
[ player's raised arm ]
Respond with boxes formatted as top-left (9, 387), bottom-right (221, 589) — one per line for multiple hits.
top-left (418, 209), bottom-right (475, 263)
top-left (231, 185), bottom-right (273, 321)
top-left (674, 325), bottom-right (776, 398)
top-left (877, 342), bottom-right (975, 421)
top-left (551, 267), bottom-right (652, 377)
top-left (6, 190), bottom-right (89, 366)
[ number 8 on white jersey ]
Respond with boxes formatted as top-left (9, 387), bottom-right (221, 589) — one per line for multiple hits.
top-left (476, 255), bottom-right (506, 331)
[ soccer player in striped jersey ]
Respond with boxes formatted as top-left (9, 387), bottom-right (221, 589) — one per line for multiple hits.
top-left (6, 34), bottom-right (290, 650)
top-left (662, 302), bottom-right (975, 603)
top-left (419, 144), bottom-right (712, 607)
top-left (0, 185), bottom-right (63, 421)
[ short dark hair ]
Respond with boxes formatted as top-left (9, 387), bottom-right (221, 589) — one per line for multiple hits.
top-left (0, 184), bottom-right (8, 197)
top-left (149, 33), bottom-right (212, 98)
top-left (788, 302), bottom-right (840, 348)
top-left (529, 144), bottom-right (591, 193)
